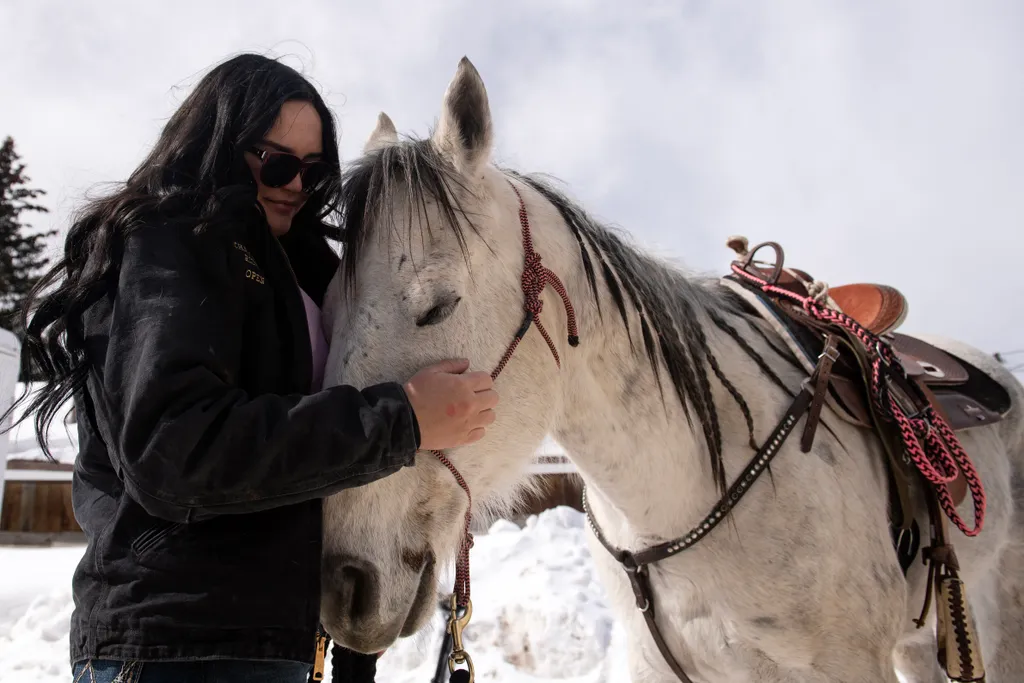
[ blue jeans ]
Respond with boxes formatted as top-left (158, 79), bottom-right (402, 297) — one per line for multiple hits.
top-left (72, 659), bottom-right (312, 683)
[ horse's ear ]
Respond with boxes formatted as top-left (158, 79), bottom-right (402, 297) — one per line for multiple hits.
top-left (364, 112), bottom-right (399, 153)
top-left (432, 56), bottom-right (493, 173)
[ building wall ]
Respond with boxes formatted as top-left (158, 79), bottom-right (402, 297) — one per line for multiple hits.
top-left (509, 473), bottom-right (583, 518)
top-left (1, 481), bottom-right (80, 533)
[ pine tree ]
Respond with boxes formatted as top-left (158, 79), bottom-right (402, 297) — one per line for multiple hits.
top-left (0, 136), bottom-right (54, 379)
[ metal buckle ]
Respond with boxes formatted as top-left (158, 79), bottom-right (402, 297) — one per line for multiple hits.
top-left (622, 560), bottom-right (652, 613)
top-left (886, 374), bottom-right (929, 422)
top-left (818, 339), bottom-right (840, 363)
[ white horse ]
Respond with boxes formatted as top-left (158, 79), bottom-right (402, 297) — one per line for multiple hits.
top-left (318, 57), bottom-right (1024, 682)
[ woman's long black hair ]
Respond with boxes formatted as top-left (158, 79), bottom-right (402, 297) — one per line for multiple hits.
top-left (3, 53), bottom-right (342, 460)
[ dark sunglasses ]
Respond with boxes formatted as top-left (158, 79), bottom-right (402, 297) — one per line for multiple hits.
top-left (247, 146), bottom-right (333, 194)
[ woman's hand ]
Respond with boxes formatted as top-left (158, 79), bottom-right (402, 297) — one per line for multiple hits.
top-left (404, 359), bottom-right (499, 450)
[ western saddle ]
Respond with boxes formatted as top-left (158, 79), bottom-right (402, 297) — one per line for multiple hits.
top-left (720, 236), bottom-right (1012, 683)
top-left (722, 237), bottom-right (1009, 435)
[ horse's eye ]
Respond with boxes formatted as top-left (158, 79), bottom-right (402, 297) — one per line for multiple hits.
top-left (416, 295), bottom-right (462, 327)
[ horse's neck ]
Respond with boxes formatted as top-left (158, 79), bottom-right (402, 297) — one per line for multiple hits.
top-left (553, 277), bottom-right (778, 545)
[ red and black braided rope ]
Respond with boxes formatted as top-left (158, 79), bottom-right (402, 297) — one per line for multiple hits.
top-left (432, 178), bottom-right (580, 608)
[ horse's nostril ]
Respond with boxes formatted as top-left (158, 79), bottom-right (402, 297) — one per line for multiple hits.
top-left (340, 565), bottom-right (374, 620)
top-left (325, 555), bottom-right (380, 623)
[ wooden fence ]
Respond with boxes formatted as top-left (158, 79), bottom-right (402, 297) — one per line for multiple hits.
top-left (0, 460), bottom-right (82, 544)
top-left (1, 451), bottom-right (582, 543)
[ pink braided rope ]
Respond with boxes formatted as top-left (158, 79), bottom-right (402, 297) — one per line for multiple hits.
top-left (730, 263), bottom-right (986, 536)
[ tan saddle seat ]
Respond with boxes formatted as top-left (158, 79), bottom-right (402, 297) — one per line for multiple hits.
top-left (828, 283), bottom-right (908, 336)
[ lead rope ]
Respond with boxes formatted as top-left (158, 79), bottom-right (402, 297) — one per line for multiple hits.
top-left (434, 179), bottom-right (579, 683)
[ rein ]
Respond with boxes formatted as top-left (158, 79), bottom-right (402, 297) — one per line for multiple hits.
top-left (433, 178), bottom-right (579, 682)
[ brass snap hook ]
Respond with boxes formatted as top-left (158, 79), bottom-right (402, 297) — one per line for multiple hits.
top-left (447, 595), bottom-right (475, 683)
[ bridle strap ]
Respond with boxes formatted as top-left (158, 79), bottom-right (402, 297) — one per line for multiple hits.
top-left (433, 177), bottom-right (580, 609)
top-left (581, 386), bottom-right (815, 683)
top-left (583, 385), bottom-right (813, 570)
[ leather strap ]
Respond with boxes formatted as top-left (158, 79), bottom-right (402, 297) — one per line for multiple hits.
top-left (582, 386), bottom-right (815, 683)
top-left (624, 564), bottom-right (696, 683)
top-left (915, 485), bottom-right (987, 682)
top-left (801, 334), bottom-right (839, 452)
top-left (916, 380), bottom-right (968, 508)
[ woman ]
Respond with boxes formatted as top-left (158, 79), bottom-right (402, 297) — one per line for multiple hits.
top-left (9, 54), bottom-right (498, 682)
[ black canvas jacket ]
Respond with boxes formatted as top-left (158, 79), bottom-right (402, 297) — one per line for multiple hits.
top-left (68, 216), bottom-right (419, 666)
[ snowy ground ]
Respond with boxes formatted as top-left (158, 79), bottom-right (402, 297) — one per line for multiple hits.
top-left (372, 509), bottom-right (629, 683)
top-left (0, 545), bottom-right (81, 682)
top-left (0, 508), bottom-right (630, 683)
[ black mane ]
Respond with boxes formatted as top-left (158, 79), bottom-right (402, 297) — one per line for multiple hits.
top-left (337, 138), bottom-right (771, 493)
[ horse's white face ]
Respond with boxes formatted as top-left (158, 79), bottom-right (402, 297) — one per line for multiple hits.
top-left (318, 58), bottom-right (571, 653)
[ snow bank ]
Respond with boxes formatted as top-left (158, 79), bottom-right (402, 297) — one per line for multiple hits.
top-left (372, 507), bottom-right (626, 683)
top-left (0, 547), bottom-right (81, 682)
top-left (0, 508), bottom-right (629, 683)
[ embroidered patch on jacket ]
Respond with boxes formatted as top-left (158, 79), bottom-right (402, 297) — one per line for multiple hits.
top-left (234, 241), bottom-right (266, 285)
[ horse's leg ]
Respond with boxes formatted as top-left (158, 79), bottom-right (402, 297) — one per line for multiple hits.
top-left (623, 637), bottom-right (905, 683)
top-left (729, 647), bottom-right (903, 683)
top-left (803, 647), bottom-right (903, 683)
top-left (741, 578), bottom-right (906, 682)
top-left (894, 551), bottom-right (1024, 683)
top-left (893, 628), bottom-right (945, 683)
top-left (983, 499), bottom-right (1024, 680)
top-left (894, 487), bottom-right (1024, 682)
top-left (892, 562), bottom-right (945, 683)
top-left (623, 635), bottom-right (669, 683)
top-left (898, 335), bottom-right (1024, 682)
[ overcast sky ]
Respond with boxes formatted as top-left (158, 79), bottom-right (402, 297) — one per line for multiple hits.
top-left (2, 1), bottom-right (1022, 366)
